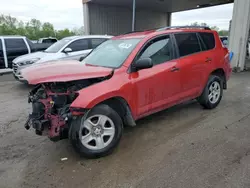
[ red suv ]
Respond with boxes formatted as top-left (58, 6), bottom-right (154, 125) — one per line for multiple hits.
top-left (22, 26), bottom-right (232, 158)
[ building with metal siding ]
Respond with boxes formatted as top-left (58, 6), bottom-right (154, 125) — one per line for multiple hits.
top-left (84, 2), bottom-right (170, 36)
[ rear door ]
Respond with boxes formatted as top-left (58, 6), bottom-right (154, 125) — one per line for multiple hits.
top-left (4, 38), bottom-right (29, 68)
top-left (63, 39), bottom-right (92, 61)
top-left (198, 32), bottom-right (217, 81)
top-left (173, 32), bottom-right (209, 100)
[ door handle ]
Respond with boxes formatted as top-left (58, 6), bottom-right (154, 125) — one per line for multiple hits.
top-left (170, 66), bottom-right (180, 72)
top-left (205, 58), bottom-right (212, 63)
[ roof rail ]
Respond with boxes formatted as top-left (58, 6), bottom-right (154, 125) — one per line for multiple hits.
top-left (123, 28), bottom-right (159, 35)
top-left (156, 26), bottom-right (211, 32)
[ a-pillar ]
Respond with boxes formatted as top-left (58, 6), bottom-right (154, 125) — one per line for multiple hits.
top-left (229, 0), bottom-right (250, 71)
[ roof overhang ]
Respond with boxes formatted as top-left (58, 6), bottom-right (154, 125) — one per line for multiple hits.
top-left (83, 0), bottom-right (233, 12)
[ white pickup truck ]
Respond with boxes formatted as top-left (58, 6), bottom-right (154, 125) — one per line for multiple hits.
top-left (0, 36), bottom-right (52, 69)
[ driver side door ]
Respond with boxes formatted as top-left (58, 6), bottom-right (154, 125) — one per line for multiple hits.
top-left (63, 39), bottom-right (92, 61)
top-left (130, 35), bottom-right (181, 118)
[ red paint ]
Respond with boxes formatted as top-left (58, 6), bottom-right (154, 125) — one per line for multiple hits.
top-left (22, 60), bottom-right (113, 84)
top-left (24, 29), bottom-right (232, 122)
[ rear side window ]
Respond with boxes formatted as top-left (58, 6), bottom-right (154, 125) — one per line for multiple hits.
top-left (91, 38), bottom-right (107, 48)
top-left (199, 32), bottom-right (215, 50)
top-left (175, 33), bottom-right (201, 57)
top-left (5, 38), bottom-right (27, 50)
top-left (67, 39), bottom-right (89, 52)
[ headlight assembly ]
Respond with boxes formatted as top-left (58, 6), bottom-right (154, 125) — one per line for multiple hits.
top-left (18, 58), bottom-right (40, 66)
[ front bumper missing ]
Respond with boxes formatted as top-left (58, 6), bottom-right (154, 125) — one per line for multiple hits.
top-left (24, 113), bottom-right (71, 142)
top-left (24, 114), bottom-right (49, 135)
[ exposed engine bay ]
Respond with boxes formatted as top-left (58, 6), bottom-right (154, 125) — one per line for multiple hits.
top-left (25, 78), bottom-right (105, 141)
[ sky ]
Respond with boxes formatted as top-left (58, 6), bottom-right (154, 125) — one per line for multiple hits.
top-left (172, 3), bottom-right (234, 30)
top-left (0, 0), bottom-right (234, 30)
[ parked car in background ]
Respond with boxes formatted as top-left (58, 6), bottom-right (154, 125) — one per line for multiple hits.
top-left (0, 36), bottom-right (53, 69)
top-left (220, 36), bottom-right (250, 59)
top-left (220, 36), bottom-right (229, 47)
top-left (13, 35), bottom-right (112, 82)
top-left (38, 37), bottom-right (58, 44)
top-left (22, 26), bottom-right (232, 158)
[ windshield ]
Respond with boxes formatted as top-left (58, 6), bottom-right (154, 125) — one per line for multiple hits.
top-left (83, 39), bottom-right (141, 68)
top-left (45, 38), bottom-right (72, 53)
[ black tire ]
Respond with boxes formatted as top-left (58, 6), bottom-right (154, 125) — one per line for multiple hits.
top-left (69, 104), bottom-right (123, 158)
top-left (197, 75), bottom-right (223, 109)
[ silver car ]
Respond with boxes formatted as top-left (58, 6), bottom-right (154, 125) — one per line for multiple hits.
top-left (13, 35), bottom-right (112, 81)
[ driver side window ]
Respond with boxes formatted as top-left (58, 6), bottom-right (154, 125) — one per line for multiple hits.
top-left (66, 39), bottom-right (90, 52)
top-left (139, 36), bottom-right (173, 66)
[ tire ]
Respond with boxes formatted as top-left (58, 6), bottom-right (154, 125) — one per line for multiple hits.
top-left (197, 75), bottom-right (223, 109)
top-left (69, 104), bottom-right (123, 158)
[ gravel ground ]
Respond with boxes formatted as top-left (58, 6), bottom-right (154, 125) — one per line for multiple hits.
top-left (1, 73), bottom-right (250, 188)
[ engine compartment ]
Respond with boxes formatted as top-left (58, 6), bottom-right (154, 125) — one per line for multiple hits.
top-left (25, 78), bottom-right (104, 141)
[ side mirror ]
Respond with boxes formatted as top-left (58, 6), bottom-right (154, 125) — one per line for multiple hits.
top-left (64, 48), bottom-right (72, 53)
top-left (79, 56), bottom-right (85, 61)
top-left (134, 58), bottom-right (153, 71)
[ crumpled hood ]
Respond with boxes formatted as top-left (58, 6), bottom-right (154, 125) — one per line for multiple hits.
top-left (21, 60), bottom-right (113, 85)
top-left (13, 51), bottom-right (56, 64)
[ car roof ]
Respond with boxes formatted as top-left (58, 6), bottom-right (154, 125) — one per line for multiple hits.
top-left (39, 37), bottom-right (57, 40)
top-left (0, 35), bottom-right (25, 38)
top-left (63, 35), bottom-right (113, 40)
top-left (113, 27), bottom-right (216, 40)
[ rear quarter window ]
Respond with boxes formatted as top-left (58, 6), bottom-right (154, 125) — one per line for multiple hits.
top-left (199, 32), bottom-right (215, 50)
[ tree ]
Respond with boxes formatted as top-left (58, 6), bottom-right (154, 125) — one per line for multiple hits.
top-left (72, 26), bottom-right (84, 35)
top-left (190, 22), bottom-right (229, 36)
top-left (218, 30), bottom-right (229, 36)
top-left (56, 29), bottom-right (75, 39)
top-left (42, 22), bottom-right (55, 38)
top-left (0, 14), bottom-right (78, 40)
top-left (211, 26), bottom-right (219, 31)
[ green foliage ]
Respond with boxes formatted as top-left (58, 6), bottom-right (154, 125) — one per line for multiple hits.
top-left (0, 14), bottom-right (80, 40)
top-left (218, 30), bottom-right (229, 36)
top-left (190, 22), bottom-right (229, 36)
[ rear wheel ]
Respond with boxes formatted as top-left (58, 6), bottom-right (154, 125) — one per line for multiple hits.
top-left (69, 104), bottom-right (123, 158)
top-left (197, 75), bottom-right (223, 109)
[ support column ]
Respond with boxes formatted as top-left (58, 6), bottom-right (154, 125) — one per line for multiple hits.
top-left (83, 2), bottom-right (90, 35)
top-left (229, 0), bottom-right (250, 71)
top-left (167, 12), bottom-right (172, 26)
top-left (132, 0), bottom-right (136, 32)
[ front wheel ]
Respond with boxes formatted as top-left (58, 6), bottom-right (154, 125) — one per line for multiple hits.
top-left (69, 104), bottom-right (123, 158)
top-left (197, 75), bottom-right (223, 109)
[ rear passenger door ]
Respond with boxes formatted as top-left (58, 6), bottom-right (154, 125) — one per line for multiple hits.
top-left (63, 39), bottom-right (92, 60)
top-left (174, 32), bottom-right (209, 100)
top-left (4, 38), bottom-right (29, 68)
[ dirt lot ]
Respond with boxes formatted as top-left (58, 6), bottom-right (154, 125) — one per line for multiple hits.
top-left (1, 73), bottom-right (250, 188)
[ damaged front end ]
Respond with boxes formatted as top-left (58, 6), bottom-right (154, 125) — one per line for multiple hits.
top-left (24, 78), bottom-right (101, 141)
